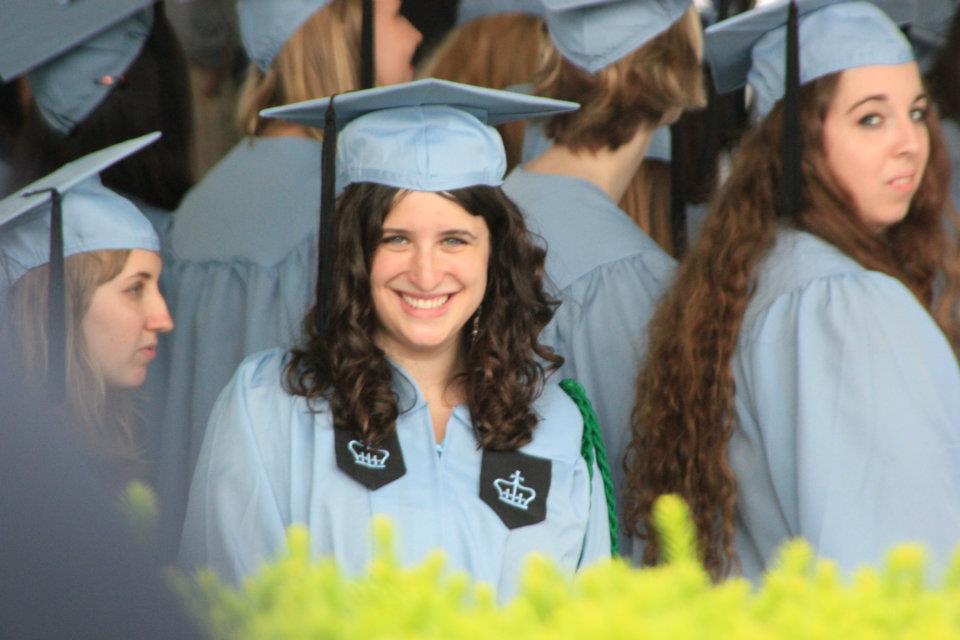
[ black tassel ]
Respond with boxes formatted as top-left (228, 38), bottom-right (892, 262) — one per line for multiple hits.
top-left (360, 0), bottom-right (375, 89)
top-left (781, 0), bottom-right (802, 219)
top-left (317, 97), bottom-right (339, 332)
top-left (23, 187), bottom-right (66, 399)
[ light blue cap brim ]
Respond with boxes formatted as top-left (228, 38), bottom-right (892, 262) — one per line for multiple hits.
top-left (261, 78), bottom-right (579, 193)
top-left (0, 132), bottom-right (161, 290)
top-left (237, 0), bottom-right (331, 71)
top-left (705, 0), bottom-right (915, 118)
top-left (543, 0), bottom-right (692, 74)
top-left (0, 0), bottom-right (154, 82)
top-left (27, 9), bottom-right (154, 135)
top-left (457, 0), bottom-right (545, 23)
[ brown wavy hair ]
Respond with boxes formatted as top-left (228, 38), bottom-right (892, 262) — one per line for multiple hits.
top-left (8, 250), bottom-right (142, 467)
top-left (284, 183), bottom-right (562, 450)
top-left (534, 6), bottom-right (705, 152)
top-left (623, 72), bottom-right (960, 579)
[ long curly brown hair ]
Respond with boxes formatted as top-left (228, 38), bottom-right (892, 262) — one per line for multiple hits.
top-left (623, 72), bottom-right (960, 579)
top-left (284, 183), bottom-right (562, 450)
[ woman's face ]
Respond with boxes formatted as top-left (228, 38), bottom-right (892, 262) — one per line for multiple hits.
top-left (81, 249), bottom-right (173, 389)
top-left (370, 191), bottom-right (490, 364)
top-left (821, 62), bottom-right (930, 232)
top-left (374, 0), bottom-right (422, 86)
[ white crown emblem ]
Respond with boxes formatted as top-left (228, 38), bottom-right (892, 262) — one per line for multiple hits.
top-left (494, 470), bottom-right (536, 510)
top-left (348, 439), bottom-right (390, 470)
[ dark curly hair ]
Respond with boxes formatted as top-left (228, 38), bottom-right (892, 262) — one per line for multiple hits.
top-left (284, 183), bottom-right (563, 450)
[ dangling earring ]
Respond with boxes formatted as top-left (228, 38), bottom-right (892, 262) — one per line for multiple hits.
top-left (470, 307), bottom-right (481, 343)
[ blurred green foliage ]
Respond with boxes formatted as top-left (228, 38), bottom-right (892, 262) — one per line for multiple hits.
top-left (176, 495), bottom-right (960, 639)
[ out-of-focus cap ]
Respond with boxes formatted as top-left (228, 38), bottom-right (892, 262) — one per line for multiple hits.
top-left (261, 77), bottom-right (579, 193)
top-left (237, 0), bottom-right (331, 72)
top-left (0, 0), bottom-right (154, 82)
top-left (457, 0), bottom-right (544, 23)
top-left (25, 9), bottom-right (154, 134)
top-left (0, 132), bottom-right (161, 291)
top-left (704, 0), bottom-right (915, 118)
top-left (541, 0), bottom-right (692, 74)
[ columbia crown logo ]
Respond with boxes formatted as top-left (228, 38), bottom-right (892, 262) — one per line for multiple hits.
top-left (348, 439), bottom-right (390, 470)
top-left (494, 470), bottom-right (536, 510)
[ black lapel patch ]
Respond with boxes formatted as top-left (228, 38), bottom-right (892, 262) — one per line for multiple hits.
top-left (334, 429), bottom-right (406, 490)
top-left (480, 450), bottom-right (551, 529)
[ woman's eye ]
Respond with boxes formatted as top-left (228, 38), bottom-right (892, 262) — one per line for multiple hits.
top-left (125, 282), bottom-right (145, 296)
top-left (381, 235), bottom-right (408, 245)
top-left (441, 236), bottom-right (467, 247)
top-left (858, 113), bottom-right (882, 127)
top-left (909, 106), bottom-right (928, 122)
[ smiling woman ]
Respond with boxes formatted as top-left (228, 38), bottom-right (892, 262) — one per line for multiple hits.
top-left (179, 80), bottom-right (613, 601)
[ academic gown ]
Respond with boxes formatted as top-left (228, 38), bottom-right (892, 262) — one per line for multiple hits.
top-left (179, 348), bottom-right (611, 603)
top-left (144, 135), bottom-right (322, 558)
top-left (502, 167), bottom-right (676, 556)
top-left (730, 229), bottom-right (960, 580)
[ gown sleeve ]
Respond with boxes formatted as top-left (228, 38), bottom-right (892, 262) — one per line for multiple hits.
top-left (177, 350), bottom-right (292, 585)
top-left (737, 271), bottom-right (960, 575)
top-left (549, 253), bottom-right (674, 556)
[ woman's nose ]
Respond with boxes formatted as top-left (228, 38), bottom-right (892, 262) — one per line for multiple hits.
top-left (146, 291), bottom-right (174, 333)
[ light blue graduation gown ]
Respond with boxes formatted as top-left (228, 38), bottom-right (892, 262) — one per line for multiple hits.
top-left (730, 229), bottom-right (960, 580)
top-left (179, 348), bottom-right (611, 602)
top-left (144, 136), bottom-right (322, 558)
top-left (502, 167), bottom-right (676, 556)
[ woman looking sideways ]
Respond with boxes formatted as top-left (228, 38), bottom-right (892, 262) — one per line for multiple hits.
top-left (1, 135), bottom-right (174, 484)
top-left (624, 0), bottom-right (960, 581)
top-left (179, 80), bottom-right (612, 601)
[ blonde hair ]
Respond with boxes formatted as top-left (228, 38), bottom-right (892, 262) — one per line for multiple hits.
top-left (419, 13), bottom-right (545, 171)
top-left (236, 0), bottom-right (363, 137)
top-left (535, 6), bottom-right (705, 152)
top-left (10, 249), bottom-right (140, 464)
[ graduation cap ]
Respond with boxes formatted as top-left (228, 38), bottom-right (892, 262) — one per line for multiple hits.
top-left (0, 1), bottom-right (156, 134)
top-left (0, 132), bottom-right (161, 399)
top-left (260, 77), bottom-right (578, 330)
top-left (237, 0), bottom-right (376, 89)
top-left (540, 0), bottom-right (692, 73)
top-left (456, 0), bottom-right (544, 24)
top-left (704, 0), bottom-right (915, 218)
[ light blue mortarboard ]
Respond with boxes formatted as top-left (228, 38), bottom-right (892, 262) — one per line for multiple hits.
top-left (0, 131), bottom-right (160, 397)
top-left (457, 0), bottom-right (544, 24)
top-left (0, 0), bottom-right (154, 82)
top-left (261, 78), bottom-right (579, 194)
top-left (260, 77), bottom-right (578, 328)
top-left (704, 0), bottom-right (916, 119)
top-left (0, 1), bottom-right (155, 135)
top-left (27, 9), bottom-right (154, 134)
top-left (541, 0), bottom-right (692, 74)
top-left (0, 132), bottom-right (161, 290)
top-left (237, 0), bottom-right (332, 72)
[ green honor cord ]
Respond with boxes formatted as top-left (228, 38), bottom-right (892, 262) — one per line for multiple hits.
top-left (560, 378), bottom-right (619, 556)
